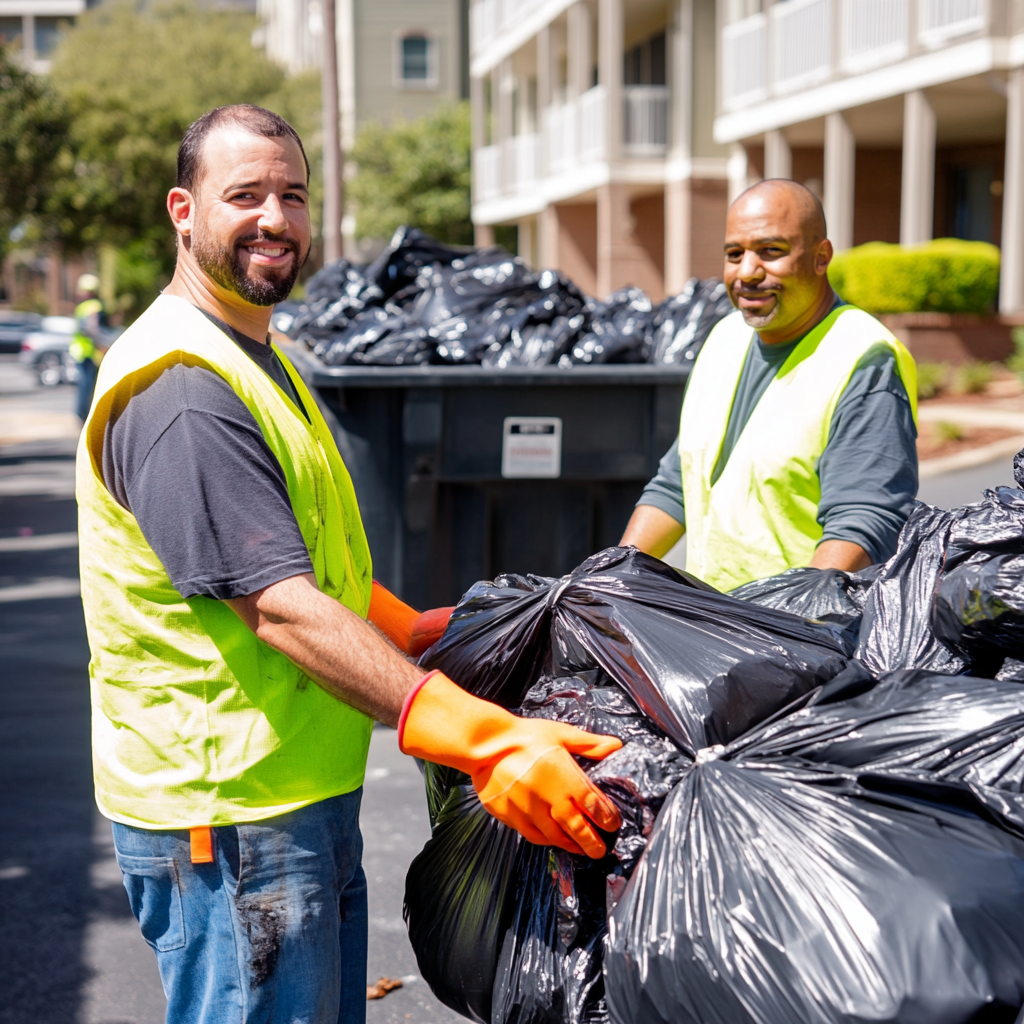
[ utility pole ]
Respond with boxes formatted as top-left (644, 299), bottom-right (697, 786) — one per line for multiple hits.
top-left (321, 0), bottom-right (344, 264)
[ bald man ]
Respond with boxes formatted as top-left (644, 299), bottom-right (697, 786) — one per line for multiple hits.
top-left (621, 180), bottom-right (918, 592)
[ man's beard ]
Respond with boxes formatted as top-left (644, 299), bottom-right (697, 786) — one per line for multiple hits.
top-left (733, 289), bottom-right (781, 329)
top-left (191, 228), bottom-right (307, 306)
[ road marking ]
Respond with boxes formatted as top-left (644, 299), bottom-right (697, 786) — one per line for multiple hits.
top-left (0, 531), bottom-right (78, 552)
top-left (0, 577), bottom-right (80, 602)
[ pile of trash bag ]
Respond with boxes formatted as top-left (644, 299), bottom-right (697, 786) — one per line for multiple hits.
top-left (735, 450), bottom-right (1024, 681)
top-left (403, 457), bottom-right (1024, 1024)
top-left (286, 227), bottom-right (732, 368)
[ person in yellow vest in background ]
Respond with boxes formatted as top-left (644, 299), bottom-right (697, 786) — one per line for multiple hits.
top-left (620, 179), bottom-right (919, 592)
top-left (77, 104), bottom-right (622, 1024)
top-left (70, 272), bottom-right (108, 422)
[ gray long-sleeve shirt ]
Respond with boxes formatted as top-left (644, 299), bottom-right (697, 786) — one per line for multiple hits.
top-left (638, 331), bottom-right (918, 566)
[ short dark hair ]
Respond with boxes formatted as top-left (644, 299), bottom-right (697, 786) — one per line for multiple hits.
top-left (176, 104), bottom-right (310, 195)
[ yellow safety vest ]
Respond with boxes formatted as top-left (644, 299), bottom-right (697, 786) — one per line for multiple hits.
top-left (679, 305), bottom-right (917, 593)
top-left (76, 294), bottom-right (374, 829)
top-left (70, 298), bottom-right (104, 363)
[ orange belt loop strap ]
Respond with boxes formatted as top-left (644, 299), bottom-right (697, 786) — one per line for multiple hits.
top-left (190, 827), bottom-right (214, 864)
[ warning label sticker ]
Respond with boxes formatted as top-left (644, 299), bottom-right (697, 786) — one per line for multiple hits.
top-left (501, 417), bottom-right (562, 478)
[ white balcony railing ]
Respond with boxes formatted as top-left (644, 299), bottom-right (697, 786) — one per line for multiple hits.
top-left (841, 0), bottom-right (908, 72)
top-left (470, 0), bottom-right (498, 54)
top-left (546, 103), bottom-right (577, 175)
top-left (470, 0), bottom-right (547, 55)
top-left (511, 133), bottom-right (539, 192)
top-left (918, 0), bottom-right (987, 47)
top-left (474, 144), bottom-right (502, 202)
top-left (722, 12), bottom-right (767, 110)
top-left (623, 86), bottom-right (670, 156)
top-left (579, 85), bottom-right (606, 162)
top-left (721, 0), bottom-right (993, 112)
top-left (772, 0), bottom-right (831, 94)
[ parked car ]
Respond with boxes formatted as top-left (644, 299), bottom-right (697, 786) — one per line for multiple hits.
top-left (19, 316), bottom-right (80, 386)
top-left (0, 310), bottom-right (43, 354)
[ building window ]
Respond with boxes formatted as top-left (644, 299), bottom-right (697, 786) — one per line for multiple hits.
top-left (624, 31), bottom-right (666, 86)
top-left (34, 16), bottom-right (63, 57)
top-left (398, 34), bottom-right (436, 88)
top-left (0, 17), bottom-right (22, 51)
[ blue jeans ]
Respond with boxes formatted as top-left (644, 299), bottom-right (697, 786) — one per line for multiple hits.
top-left (76, 357), bottom-right (97, 422)
top-left (111, 790), bottom-right (367, 1024)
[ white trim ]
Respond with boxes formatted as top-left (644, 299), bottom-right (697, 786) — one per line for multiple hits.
top-left (471, 156), bottom-right (674, 224)
top-left (714, 35), bottom-right (1006, 143)
top-left (0, 0), bottom-right (83, 14)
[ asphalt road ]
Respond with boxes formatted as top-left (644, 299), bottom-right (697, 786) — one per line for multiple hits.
top-left (0, 351), bottom-right (1017, 1023)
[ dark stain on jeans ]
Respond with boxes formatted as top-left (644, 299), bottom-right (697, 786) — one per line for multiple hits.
top-left (236, 891), bottom-right (287, 987)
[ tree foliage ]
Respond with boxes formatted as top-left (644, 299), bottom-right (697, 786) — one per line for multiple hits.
top-left (350, 102), bottom-right (472, 245)
top-left (0, 46), bottom-right (70, 260)
top-left (4, 0), bottom-right (323, 313)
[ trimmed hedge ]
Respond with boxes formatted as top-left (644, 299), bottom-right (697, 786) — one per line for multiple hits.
top-left (828, 238), bottom-right (1000, 315)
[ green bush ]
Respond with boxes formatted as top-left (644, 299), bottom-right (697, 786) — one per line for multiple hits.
top-left (828, 239), bottom-right (1000, 314)
top-left (953, 361), bottom-right (995, 394)
top-left (916, 361), bottom-right (949, 400)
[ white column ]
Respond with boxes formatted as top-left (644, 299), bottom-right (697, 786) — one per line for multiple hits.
top-left (728, 143), bottom-right (749, 205)
top-left (537, 27), bottom-right (552, 177)
top-left (567, 2), bottom-right (591, 101)
top-left (23, 13), bottom-right (34, 64)
top-left (598, 0), bottom-right (623, 162)
top-left (665, 0), bottom-right (693, 292)
top-left (764, 129), bottom-right (792, 180)
top-left (824, 112), bottom-right (855, 251)
top-left (470, 75), bottom-right (487, 151)
top-left (498, 58), bottom-right (514, 192)
top-left (900, 90), bottom-right (936, 246)
top-left (1001, 69), bottom-right (1024, 313)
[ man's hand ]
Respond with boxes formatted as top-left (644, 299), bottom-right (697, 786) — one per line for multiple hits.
top-left (227, 576), bottom-right (624, 857)
top-left (400, 672), bottom-right (623, 858)
top-left (619, 505), bottom-right (685, 558)
top-left (808, 539), bottom-right (872, 573)
top-left (226, 573), bottom-right (422, 727)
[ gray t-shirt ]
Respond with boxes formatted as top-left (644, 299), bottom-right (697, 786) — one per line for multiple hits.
top-left (637, 317), bottom-right (918, 565)
top-left (99, 309), bottom-right (315, 600)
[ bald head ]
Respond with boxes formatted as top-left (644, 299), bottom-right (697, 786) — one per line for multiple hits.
top-left (731, 179), bottom-right (827, 245)
top-left (722, 178), bottom-right (836, 344)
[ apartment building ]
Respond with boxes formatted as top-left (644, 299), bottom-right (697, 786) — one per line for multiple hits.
top-left (468, 0), bottom-right (730, 300)
top-left (716, 0), bottom-right (1024, 313)
top-left (257, 0), bottom-right (469, 148)
top-left (0, 0), bottom-right (89, 72)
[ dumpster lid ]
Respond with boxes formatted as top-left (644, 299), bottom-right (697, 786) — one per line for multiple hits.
top-left (284, 344), bottom-right (693, 388)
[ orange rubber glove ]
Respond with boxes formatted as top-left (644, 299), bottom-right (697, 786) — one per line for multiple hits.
top-left (399, 671), bottom-right (623, 858)
top-left (367, 580), bottom-right (454, 657)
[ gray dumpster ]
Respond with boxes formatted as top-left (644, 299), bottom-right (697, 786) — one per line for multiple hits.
top-left (289, 346), bottom-right (690, 608)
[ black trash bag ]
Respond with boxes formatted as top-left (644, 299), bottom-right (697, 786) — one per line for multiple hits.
top-left (731, 564), bottom-right (882, 627)
top-left (605, 666), bottom-right (1024, 1024)
top-left (364, 225), bottom-right (483, 299)
top-left (421, 546), bottom-right (851, 753)
top-left (855, 501), bottom-right (969, 676)
top-left (931, 483), bottom-right (1024, 675)
top-left (647, 278), bottom-right (733, 366)
top-left (404, 780), bottom-right (523, 1022)
top-left (406, 669), bottom-right (690, 1024)
top-left (569, 289), bottom-right (655, 365)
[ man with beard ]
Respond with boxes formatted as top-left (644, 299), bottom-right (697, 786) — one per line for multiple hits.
top-left (76, 105), bottom-right (622, 1023)
top-left (620, 179), bottom-right (919, 591)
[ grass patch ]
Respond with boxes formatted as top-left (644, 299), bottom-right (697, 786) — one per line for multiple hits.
top-left (935, 420), bottom-right (966, 443)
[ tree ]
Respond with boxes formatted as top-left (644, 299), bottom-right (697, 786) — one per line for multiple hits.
top-left (349, 102), bottom-right (472, 246)
top-left (0, 47), bottom-right (70, 261)
top-left (43, 0), bottom-right (322, 313)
